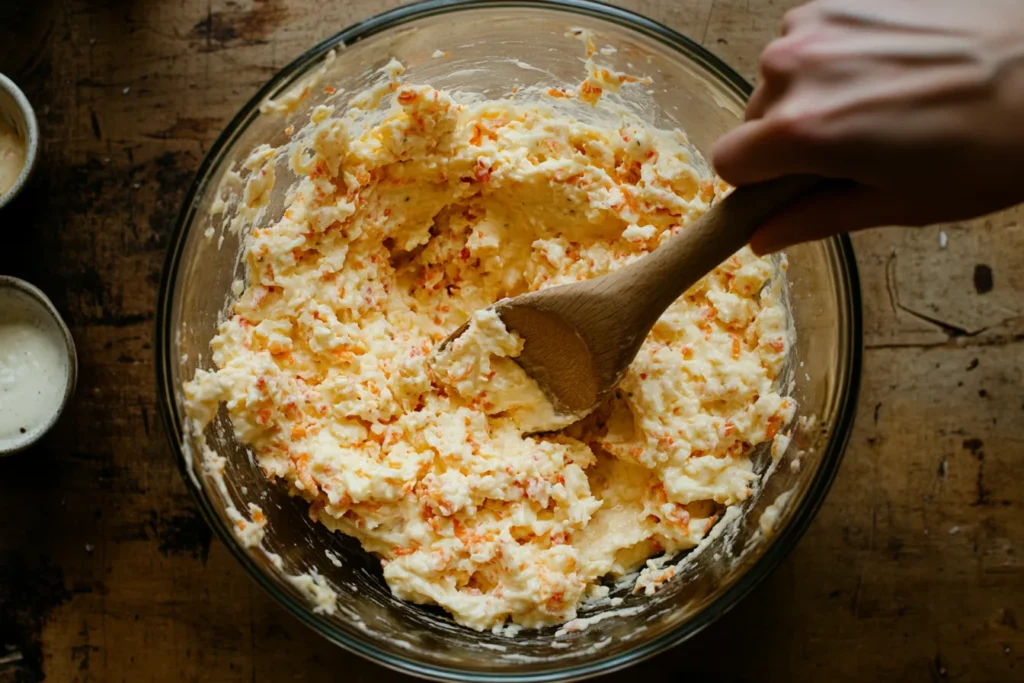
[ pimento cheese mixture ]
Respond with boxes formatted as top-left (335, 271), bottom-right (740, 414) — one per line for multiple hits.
top-left (185, 54), bottom-right (795, 632)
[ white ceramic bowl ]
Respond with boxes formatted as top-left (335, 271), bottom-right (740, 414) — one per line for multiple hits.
top-left (0, 276), bottom-right (77, 456)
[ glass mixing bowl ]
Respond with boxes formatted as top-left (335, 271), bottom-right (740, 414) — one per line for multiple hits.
top-left (156, 1), bottom-right (862, 679)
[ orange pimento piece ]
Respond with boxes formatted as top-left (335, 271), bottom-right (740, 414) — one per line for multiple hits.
top-left (579, 80), bottom-right (602, 104)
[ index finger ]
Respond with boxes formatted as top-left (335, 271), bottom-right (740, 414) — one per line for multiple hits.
top-left (711, 117), bottom-right (830, 186)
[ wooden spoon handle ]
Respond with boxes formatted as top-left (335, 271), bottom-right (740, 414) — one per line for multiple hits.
top-left (614, 174), bottom-right (823, 322)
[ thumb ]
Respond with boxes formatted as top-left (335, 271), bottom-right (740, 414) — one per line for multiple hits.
top-left (750, 182), bottom-right (939, 254)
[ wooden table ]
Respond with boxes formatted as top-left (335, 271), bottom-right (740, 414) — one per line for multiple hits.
top-left (1, 1), bottom-right (1021, 681)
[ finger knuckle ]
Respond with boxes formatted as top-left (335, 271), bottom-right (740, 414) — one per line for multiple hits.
top-left (781, 8), bottom-right (802, 33)
top-left (770, 108), bottom-right (827, 144)
top-left (781, 4), bottom-right (814, 32)
top-left (760, 40), bottom-right (798, 79)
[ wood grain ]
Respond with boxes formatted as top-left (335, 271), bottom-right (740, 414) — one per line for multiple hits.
top-left (0, 1), bottom-right (1021, 682)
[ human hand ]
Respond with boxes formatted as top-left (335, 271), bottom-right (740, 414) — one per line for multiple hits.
top-left (712, 0), bottom-right (1024, 254)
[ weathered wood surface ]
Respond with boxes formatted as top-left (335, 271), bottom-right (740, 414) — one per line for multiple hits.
top-left (0, 1), bottom-right (1021, 681)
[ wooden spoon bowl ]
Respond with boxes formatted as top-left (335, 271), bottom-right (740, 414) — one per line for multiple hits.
top-left (439, 175), bottom-right (820, 426)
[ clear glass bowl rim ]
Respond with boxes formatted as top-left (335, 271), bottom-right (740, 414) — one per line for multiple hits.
top-left (155, 1), bottom-right (864, 680)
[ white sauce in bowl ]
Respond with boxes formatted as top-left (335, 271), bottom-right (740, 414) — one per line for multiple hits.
top-left (0, 287), bottom-right (70, 451)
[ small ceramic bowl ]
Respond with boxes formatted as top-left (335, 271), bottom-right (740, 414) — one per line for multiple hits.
top-left (0, 276), bottom-right (77, 456)
top-left (0, 72), bottom-right (39, 210)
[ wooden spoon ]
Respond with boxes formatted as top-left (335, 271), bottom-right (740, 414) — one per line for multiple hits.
top-left (439, 175), bottom-right (820, 427)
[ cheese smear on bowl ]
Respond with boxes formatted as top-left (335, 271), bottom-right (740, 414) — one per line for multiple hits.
top-left (185, 49), bottom-right (796, 631)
